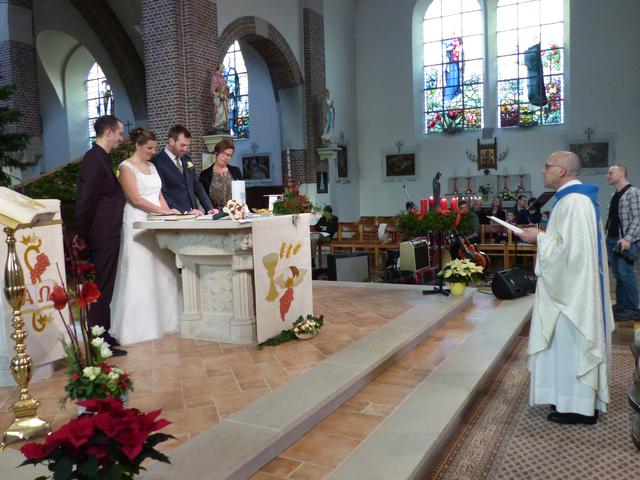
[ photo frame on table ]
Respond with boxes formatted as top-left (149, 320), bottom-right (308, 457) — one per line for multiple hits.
top-left (566, 137), bottom-right (614, 174)
top-left (382, 147), bottom-right (419, 182)
top-left (242, 154), bottom-right (272, 185)
top-left (477, 139), bottom-right (497, 171)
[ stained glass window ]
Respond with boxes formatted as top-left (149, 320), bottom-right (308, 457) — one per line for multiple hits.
top-left (496, 0), bottom-right (564, 128)
top-left (423, 0), bottom-right (483, 134)
top-left (86, 62), bottom-right (113, 145)
top-left (223, 41), bottom-right (250, 139)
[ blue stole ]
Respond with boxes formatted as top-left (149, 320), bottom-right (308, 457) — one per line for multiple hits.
top-left (554, 184), bottom-right (607, 338)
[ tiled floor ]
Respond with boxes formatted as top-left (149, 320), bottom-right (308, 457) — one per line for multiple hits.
top-left (250, 293), bottom-right (498, 480)
top-left (1, 279), bottom-right (636, 480)
top-left (0, 283), bottom-right (429, 454)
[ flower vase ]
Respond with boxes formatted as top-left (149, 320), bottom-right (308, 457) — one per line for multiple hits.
top-left (449, 282), bottom-right (466, 296)
top-left (295, 332), bottom-right (317, 340)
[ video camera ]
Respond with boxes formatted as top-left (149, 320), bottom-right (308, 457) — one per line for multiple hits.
top-left (612, 243), bottom-right (637, 265)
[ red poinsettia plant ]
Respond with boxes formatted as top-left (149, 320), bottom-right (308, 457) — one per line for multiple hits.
top-left (20, 397), bottom-right (173, 479)
top-left (51, 242), bottom-right (133, 404)
top-left (272, 186), bottom-right (317, 215)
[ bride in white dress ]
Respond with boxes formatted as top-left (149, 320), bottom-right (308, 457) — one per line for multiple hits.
top-left (111, 128), bottom-right (182, 345)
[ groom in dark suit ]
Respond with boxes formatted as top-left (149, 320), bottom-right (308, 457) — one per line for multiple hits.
top-left (152, 125), bottom-right (215, 215)
top-left (74, 115), bottom-right (126, 355)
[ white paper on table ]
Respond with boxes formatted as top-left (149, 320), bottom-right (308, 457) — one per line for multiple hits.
top-left (488, 215), bottom-right (525, 234)
top-left (232, 180), bottom-right (246, 203)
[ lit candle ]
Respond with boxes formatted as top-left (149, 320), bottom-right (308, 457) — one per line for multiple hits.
top-left (440, 198), bottom-right (448, 210)
top-left (451, 197), bottom-right (458, 211)
top-left (428, 196), bottom-right (435, 209)
top-left (420, 198), bottom-right (427, 214)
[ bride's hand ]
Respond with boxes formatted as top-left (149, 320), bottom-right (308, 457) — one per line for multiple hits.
top-left (166, 208), bottom-right (181, 215)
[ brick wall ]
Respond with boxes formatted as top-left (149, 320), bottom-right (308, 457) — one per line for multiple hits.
top-left (141, 0), bottom-right (217, 166)
top-left (0, 0), bottom-right (41, 137)
top-left (69, 0), bottom-right (147, 121)
top-left (302, 8), bottom-right (326, 184)
top-left (281, 149), bottom-right (307, 187)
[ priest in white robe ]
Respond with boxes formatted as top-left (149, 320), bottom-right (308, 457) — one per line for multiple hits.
top-left (516, 151), bottom-right (614, 425)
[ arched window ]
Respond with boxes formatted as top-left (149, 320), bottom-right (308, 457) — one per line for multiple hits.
top-left (423, 0), bottom-right (483, 134)
top-left (86, 62), bottom-right (113, 144)
top-left (496, 0), bottom-right (564, 127)
top-left (223, 41), bottom-right (250, 139)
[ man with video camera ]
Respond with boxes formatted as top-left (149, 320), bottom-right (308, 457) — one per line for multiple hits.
top-left (606, 164), bottom-right (640, 321)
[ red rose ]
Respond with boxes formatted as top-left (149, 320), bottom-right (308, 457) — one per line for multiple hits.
top-left (78, 281), bottom-right (101, 308)
top-left (49, 284), bottom-right (69, 310)
top-left (72, 373), bottom-right (79, 381)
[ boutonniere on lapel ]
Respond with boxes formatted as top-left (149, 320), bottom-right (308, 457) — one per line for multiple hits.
top-left (186, 160), bottom-right (194, 172)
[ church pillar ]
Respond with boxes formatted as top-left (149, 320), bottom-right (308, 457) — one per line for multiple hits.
top-left (302, 6), bottom-right (327, 186)
top-left (0, 0), bottom-right (43, 179)
top-left (141, 0), bottom-right (218, 167)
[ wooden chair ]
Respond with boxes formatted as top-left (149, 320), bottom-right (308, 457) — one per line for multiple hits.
top-left (478, 225), bottom-right (508, 269)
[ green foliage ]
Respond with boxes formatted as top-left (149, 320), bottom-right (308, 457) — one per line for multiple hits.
top-left (0, 81), bottom-right (32, 186)
top-left (259, 314), bottom-right (325, 347)
top-left (396, 211), bottom-right (475, 239)
top-left (23, 142), bottom-right (133, 202)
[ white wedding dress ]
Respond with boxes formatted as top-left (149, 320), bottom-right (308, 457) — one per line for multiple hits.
top-left (110, 160), bottom-right (180, 345)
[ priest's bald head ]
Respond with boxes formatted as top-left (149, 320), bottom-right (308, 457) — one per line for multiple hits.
top-left (542, 151), bottom-right (581, 190)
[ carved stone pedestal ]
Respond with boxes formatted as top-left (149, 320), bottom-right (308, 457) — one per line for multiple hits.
top-left (138, 221), bottom-right (256, 344)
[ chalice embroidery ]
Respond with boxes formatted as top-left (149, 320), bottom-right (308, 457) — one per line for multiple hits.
top-left (262, 240), bottom-right (308, 321)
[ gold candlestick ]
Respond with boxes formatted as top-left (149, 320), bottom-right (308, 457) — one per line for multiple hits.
top-left (1, 227), bottom-right (50, 450)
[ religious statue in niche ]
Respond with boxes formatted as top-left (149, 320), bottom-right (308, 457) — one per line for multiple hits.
top-left (321, 88), bottom-right (335, 146)
top-left (432, 171), bottom-right (442, 204)
top-left (210, 63), bottom-right (230, 133)
top-left (443, 36), bottom-right (463, 101)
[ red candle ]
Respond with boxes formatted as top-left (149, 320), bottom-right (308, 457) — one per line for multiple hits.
top-left (440, 198), bottom-right (448, 210)
top-left (420, 199), bottom-right (427, 214)
top-left (428, 196), bottom-right (435, 209)
top-left (451, 197), bottom-right (458, 211)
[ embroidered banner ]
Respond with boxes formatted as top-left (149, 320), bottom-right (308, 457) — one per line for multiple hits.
top-left (251, 214), bottom-right (313, 343)
top-left (0, 199), bottom-right (67, 386)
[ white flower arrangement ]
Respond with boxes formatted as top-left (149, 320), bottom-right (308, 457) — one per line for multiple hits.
top-left (292, 317), bottom-right (321, 336)
top-left (223, 199), bottom-right (248, 220)
top-left (187, 160), bottom-right (194, 171)
top-left (437, 258), bottom-right (484, 285)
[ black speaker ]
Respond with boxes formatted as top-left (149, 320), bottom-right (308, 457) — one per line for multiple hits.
top-left (491, 268), bottom-right (536, 299)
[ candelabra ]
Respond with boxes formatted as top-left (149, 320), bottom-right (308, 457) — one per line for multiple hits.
top-left (1, 226), bottom-right (50, 450)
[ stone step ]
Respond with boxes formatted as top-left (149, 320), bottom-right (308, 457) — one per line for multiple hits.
top-left (327, 296), bottom-right (532, 480)
top-left (141, 283), bottom-right (478, 480)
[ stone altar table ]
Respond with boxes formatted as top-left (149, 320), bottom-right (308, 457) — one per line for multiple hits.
top-left (134, 215), bottom-right (313, 345)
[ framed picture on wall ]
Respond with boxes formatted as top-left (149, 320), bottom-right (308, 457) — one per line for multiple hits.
top-left (316, 171), bottom-right (328, 193)
top-left (242, 154), bottom-right (272, 184)
top-left (381, 147), bottom-right (419, 182)
top-left (566, 138), bottom-right (614, 174)
top-left (336, 144), bottom-right (350, 183)
top-left (477, 139), bottom-right (497, 171)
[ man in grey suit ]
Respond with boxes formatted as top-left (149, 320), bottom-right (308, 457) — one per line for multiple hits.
top-left (152, 125), bottom-right (216, 215)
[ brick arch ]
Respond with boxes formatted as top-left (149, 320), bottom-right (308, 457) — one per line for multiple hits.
top-left (69, 0), bottom-right (146, 120)
top-left (217, 17), bottom-right (303, 90)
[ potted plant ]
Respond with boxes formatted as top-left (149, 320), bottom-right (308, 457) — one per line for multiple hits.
top-left (50, 243), bottom-right (133, 408)
top-left (272, 187), bottom-right (316, 215)
top-left (19, 397), bottom-right (173, 479)
top-left (437, 258), bottom-right (484, 296)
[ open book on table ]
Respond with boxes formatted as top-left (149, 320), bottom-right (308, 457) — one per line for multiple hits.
top-left (147, 213), bottom-right (198, 221)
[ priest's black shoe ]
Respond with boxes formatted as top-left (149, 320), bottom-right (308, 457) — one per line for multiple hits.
top-left (547, 411), bottom-right (598, 425)
top-left (110, 347), bottom-right (127, 357)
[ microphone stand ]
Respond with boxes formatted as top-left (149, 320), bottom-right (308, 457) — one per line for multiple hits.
top-left (422, 231), bottom-right (450, 296)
